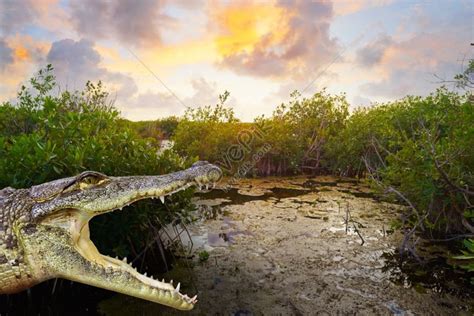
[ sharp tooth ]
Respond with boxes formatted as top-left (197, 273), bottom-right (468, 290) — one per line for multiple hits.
top-left (159, 196), bottom-right (165, 203)
top-left (162, 278), bottom-right (165, 282)
top-left (144, 272), bottom-right (147, 277)
top-left (122, 257), bottom-right (127, 263)
top-left (170, 279), bottom-right (173, 285)
top-left (175, 282), bottom-right (180, 293)
top-left (191, 295), bottom-right (197, 303)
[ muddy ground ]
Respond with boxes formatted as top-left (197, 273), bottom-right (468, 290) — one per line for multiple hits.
top-left (98, 177), bottom-right (473, 315)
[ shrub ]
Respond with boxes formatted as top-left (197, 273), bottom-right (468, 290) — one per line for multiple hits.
top-left (0, 65), bottom-right (194, 258)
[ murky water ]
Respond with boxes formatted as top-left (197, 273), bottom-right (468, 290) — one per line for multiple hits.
top-left (99, 176), bottom-right (474, 315)
top-left (2, 176), bottom-right (473, 315)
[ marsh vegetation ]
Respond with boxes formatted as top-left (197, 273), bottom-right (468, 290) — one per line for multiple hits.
top-left (0, 64), bottom-right (472, 314)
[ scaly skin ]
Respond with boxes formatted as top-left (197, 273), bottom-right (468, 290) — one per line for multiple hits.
top-left (0, 161), bottom-right (221, 310)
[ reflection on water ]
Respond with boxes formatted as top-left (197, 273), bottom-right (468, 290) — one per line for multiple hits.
top-left (196, 186), bottom-right (312, 208)
top-left (382, 248), bottom-right (473, 298)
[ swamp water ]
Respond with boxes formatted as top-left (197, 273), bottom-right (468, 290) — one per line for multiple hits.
top-left (1, 177), bottom-right (472, 315)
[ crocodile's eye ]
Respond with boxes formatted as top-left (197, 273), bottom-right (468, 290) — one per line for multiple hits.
top-left (63, 171), bottom-right (109, 193)
top-left (79, 175), bottom-right (103, 189)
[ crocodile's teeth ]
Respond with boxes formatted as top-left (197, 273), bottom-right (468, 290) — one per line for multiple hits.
top-left (175, 282), bottom-right (180, 293)
top-left (170, 279), bottom-right (173, 285)
top-left (122, 257), bottom-right (127, 263)
top-left (159, 196), bottom-right (165, 203)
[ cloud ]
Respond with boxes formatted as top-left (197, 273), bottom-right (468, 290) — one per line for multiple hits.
top-left (0, 0), bottom-right (38, 35)
top-left (124, 91), bottom-right (178, 119)
top-left (69, 0), bottom-right (171, 47)
top-left (46, 38), bottom-right (137, 98)
top-left (0, 0), bottom-right (68, 37)
top-left (0, 35), bottom-right (51, 102)
top-left (0, 39), bottom-right (13, 70)
top-left (355, 34), bottom-right (393, 67)
top-left (356, 2), bottom-right (471, 100)
top-left (123, 87), bottom-right (187, 120)
top-left (183, 78), bottom-right (220, 107)
top-left (122, 77), bottom-right (236, 121)
top-left (211, 0), bottom-right (339, 78)
top-left (352, 95), bottom-right (372, 107)
top-left (332, 0), bottom-right (394, 16)
top-left (359, 33), bottom-right (469, 98)
top-left (360, 61), bottom-right (460, 98)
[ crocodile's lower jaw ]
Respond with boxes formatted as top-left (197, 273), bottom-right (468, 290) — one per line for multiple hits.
top-left (43, 181), bottom-right (209, 310)
top-left (76, 226), bottom-right (197, 310)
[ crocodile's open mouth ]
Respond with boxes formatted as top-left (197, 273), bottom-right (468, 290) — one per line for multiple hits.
top-left (41, 178), bottom-right (218, 310)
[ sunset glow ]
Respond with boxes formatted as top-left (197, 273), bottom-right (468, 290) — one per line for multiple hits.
top-left (0, 0), bottom-right (471, 121)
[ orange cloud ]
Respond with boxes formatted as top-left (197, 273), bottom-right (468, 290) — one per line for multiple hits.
top-left (95, 38), bottom-right (217, 80)
top-left (13, 45), bottom-right (30, 61)
top-left (7, 35), bottom-right (50, 63)
top-left (209, 0), bottom-right (338, 78)
top-left (212, 2), bottom-right (293, 57)
top-left (1, 35), bottom-right (51, 101)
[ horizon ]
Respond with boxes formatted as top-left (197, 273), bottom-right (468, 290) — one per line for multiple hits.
top-left (0, 0), bottom-right (472, 122)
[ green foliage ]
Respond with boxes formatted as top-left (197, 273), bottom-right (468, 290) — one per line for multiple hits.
top-left (198, 250), bottom-right (210, 262)
top-left (173, 89), bottom-right (349, 175)
top-left (172, 91), bottom-right (243, 164)
top-left (453, 59), bottom-right (474, 90)
top-left (453, 239), bottom-right (474, 283)
top-left (255, 89), bottom-right (349, 175)
top-left (0, 65), bottom-right (193, 258)
top-left (171, 83), bottom-right (473, 241)
top-left (3, 62), bottom-right (472, 271)
top-left (327, 88), bottom-right (473, 237)
top-left (184, 91), bottom-right (236, 123)
top-left (125, 116), bottom-right (180, 141)
top-left (453, 239), bottom-right (474, 261)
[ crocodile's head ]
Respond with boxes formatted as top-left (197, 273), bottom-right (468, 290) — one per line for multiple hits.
top-left (17, 161), bottom-right (221, 310)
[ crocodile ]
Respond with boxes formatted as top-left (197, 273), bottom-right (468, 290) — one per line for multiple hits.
top-left (0, 161), bottom-right (221, 310)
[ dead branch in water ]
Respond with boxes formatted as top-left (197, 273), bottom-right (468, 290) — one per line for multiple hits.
top-left (344, 203), bottom-right (365, 245)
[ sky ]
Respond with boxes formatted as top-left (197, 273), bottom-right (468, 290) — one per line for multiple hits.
top-left (0, 0), bottom-right (472, 121)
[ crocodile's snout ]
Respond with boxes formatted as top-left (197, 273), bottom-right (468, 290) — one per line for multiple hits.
top-left (0, 162), bottom-right (221, 310)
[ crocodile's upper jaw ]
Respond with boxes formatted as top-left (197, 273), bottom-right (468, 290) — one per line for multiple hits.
top-left (17, 161), bottom-right (221, 310)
